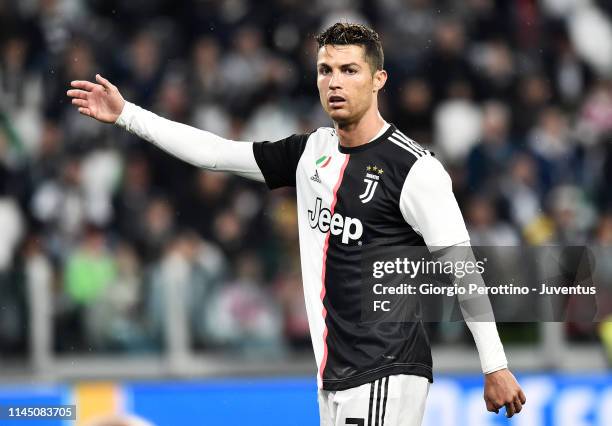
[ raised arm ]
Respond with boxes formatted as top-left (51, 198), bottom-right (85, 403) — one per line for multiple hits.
top-left (67, 74), bottom-right (264, 182)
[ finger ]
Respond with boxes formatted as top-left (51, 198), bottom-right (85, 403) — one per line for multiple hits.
top-left (505, 402), bottom-right (516, 418)
top-left (72, 98), bottom-right (88, 108)
top-left (78, 107), bottom-right (91, 116)
top-left (513, 397), bottom-right (523, 414)
top-left (95, 74), bottom-right (114, 90)
top-left (70, 80), bottom-right (97, 91)
top-left (67, 89), bottom-right (89, 99)
top-left (485, 399), bottom-right (499, 413)
top-left (519, 389), bottom-right (527, 404)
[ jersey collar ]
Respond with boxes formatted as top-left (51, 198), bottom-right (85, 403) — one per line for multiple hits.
top-left (337, 123), bottom-right (397, 154)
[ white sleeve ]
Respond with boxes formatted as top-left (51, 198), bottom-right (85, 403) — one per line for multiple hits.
top-left (466, 320), bottom-right (508, 374)
top-left (446, 243), bottom-right (509, 374)
top-left (399, 155), bottom-right (469, 249)
top-left (115, 102), bottom-right (264, 182)
top-left (399, 155), bottom-right (507, 374)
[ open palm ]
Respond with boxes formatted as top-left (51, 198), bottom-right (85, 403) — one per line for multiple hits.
top-left (67, 74), bottom-right (126, 123)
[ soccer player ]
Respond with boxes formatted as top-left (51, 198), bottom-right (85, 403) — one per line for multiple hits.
top-left (67, 23), bottom-right (526, 426)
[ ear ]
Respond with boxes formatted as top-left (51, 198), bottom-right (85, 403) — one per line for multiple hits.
top-left (372, 69), bottom-right (388, 93)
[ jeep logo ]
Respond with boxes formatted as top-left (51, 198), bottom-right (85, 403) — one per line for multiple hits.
top-left (308, 197), bottom-right (363, 244)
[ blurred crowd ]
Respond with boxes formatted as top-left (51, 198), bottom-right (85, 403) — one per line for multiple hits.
top-left (0, 0), bottom-right (611, 360)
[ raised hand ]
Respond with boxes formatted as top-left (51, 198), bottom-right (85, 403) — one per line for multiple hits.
top-left (67, 74), bottom-right (126, 123)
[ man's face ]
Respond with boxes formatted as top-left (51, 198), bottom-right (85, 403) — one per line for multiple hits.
top-left (317, 44), bottom-right (384, 125)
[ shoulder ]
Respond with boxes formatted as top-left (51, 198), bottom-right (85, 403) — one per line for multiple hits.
top-left (309, 126), bottom-right (336, 140)
top-left (293, 127), bottom-right (336, 153)
top-left (378, 126), bottom-right (439, 183)
top-left (386, 127), bottom-right (432, 161)
top-left (403, 155), bottom-right (452, 192)
top-left (277, 127), bottom-right (327, 146)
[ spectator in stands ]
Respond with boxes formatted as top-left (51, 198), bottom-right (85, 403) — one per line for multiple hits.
top-left (465, 195), bottom-right (520, 246)
top-left (467, 102), bottom-right (516, 193)
top-left (1, 0), bottom-right (611, 359)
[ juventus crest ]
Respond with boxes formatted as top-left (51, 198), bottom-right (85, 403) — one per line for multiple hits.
top-left (359, 165), bottom-right (384, 203)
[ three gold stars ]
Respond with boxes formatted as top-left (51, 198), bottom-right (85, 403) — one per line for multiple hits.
top-left (367, 165), bottom-right (384, 175)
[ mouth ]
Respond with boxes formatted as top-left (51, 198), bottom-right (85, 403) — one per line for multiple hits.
top-left (328, 95), bottom-right (346, 108)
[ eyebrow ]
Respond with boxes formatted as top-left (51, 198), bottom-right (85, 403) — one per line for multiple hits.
top-left (317, 62), bottom-right (362, 68)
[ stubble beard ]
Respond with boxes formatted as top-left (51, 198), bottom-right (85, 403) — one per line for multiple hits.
top-left (331, 106), bottom-right (368, 130)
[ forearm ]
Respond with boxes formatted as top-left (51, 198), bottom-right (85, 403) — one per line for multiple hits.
top-left (115, 102), bottom-right (264, 181)
top-left (466, 321), bottom-right (508, 374)
top-left (432, 244), bottom-right (508, 374)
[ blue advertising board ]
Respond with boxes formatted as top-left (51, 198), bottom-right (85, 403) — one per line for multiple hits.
top-left (0, 374), bottom-right (610, 425)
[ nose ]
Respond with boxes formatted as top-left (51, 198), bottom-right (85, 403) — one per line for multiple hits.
top-left (329, 71), bottom-right (342, 89)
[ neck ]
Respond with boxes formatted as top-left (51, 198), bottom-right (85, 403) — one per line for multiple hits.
top-left (335, 108), bottom-right (386, 148)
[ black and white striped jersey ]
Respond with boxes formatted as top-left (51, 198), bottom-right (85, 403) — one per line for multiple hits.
top-left (253, 123), bottom-right (470, 391)
top-left (117, 102), bottom-right (507, 389)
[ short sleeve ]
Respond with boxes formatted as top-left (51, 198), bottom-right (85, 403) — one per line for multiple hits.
top-left (252, 133), bottom-right (310, 189)
top-left (399, 155), bottom-right (470, 249)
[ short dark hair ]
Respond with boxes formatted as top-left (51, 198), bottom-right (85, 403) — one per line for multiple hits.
top-left (315, 22), bottom-right (384, 73)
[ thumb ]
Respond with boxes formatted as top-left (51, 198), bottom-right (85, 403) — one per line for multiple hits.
top-left (95, 74), bottom-right (113, 91)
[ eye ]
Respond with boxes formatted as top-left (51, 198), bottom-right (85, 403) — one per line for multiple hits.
top-left (319, 67), bottom-right (331, 75)
top-left (344, 68), bottom-right (357, 75)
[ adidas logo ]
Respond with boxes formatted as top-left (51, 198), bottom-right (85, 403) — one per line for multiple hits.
top-left (310, 170), bottom-right (321, 183)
